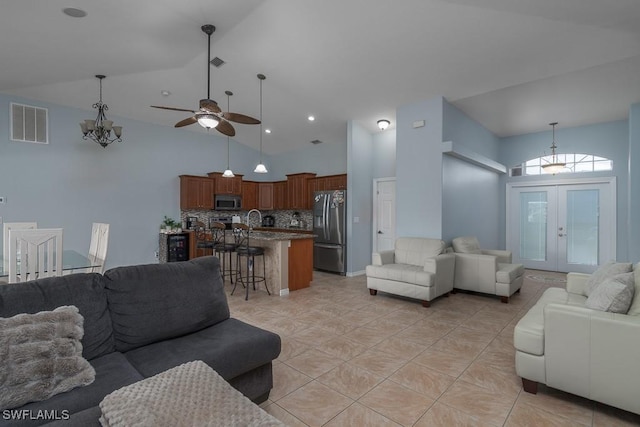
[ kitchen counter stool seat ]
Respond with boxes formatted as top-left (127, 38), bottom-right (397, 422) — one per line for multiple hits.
top-left (211, 222), bottom-right (237, 284)
top-left (232, 223), bottom-right (270, 300)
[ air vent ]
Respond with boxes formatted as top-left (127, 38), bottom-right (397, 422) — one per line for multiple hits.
top-left (210, 57), bottom-right (225, 68)
top-left (310, 139), bottom-right (323, 145)
top-left (11, 103), bottom-right (48, 144)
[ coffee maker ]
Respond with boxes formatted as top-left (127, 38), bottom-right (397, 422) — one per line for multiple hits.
top-left (262, 215), bottom-right (275, 227)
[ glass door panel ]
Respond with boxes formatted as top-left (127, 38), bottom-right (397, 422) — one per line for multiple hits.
top-left (519, 192), bottom-right (547, 262)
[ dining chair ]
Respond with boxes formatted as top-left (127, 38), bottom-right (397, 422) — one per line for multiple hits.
top-left (8, 228), bottom-right (63, 283)
top-left (88, 222), bottom-right (109, 274)
top-left (3, 222), bottom-right (37, 272)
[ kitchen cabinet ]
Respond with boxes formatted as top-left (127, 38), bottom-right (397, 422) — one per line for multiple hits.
top-left (258, 183), bottom-right (274, 210)
top-left (324, 174), bottom-right (347, 190)
top-left (179, 175), bottom-right (214, 209)
top-left (287, 173), bottom-right (316, 210)
top-left (273, 181), bottom-right (287, 209)
top-left (242, 181), bottom-right (259, 210)
top-left (208, 172), bottom-right (243, 195)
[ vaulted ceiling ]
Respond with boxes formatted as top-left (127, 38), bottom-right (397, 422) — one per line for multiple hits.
top-left (2, 0), bottom-right (640, 154)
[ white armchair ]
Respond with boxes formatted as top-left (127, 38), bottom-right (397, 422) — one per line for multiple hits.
top-left (451, 236), bottom-right (524, 303)
top-left (365, 237), bottom-right (455, 307)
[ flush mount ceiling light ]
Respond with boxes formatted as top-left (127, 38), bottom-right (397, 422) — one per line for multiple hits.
top-left (222, 91), bottom-right (234, 178)
top-left (377, 119), bottom-right (390, 131)
top-left (62, 7), bottom-right (87, 18)
top-left (308, 115), bottom-right (315, 121)
top-left (79, 75), bottom-right (123, 148)
top-left (541, 122), bottom-right (566, 174)
top-left (254, 74), bottom-right (268, 174)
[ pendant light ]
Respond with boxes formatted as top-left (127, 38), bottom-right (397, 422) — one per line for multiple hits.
top-left (541, 122), bottom-right (566, 174)
top-left (254, 73), bottom-right (268, 173)
top-left (222, 90), bottom-right (235, 178)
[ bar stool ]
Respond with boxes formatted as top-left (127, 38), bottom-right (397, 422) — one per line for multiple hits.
top-left (194, 222), bottom-right (214, 257)
top-left (232, 223), bottom-right (270, 300)
top-left (211, 221), bottom-right (236, 283)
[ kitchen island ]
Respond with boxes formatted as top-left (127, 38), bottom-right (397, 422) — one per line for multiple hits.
top-left (232, 230), bottom-right (314, 296)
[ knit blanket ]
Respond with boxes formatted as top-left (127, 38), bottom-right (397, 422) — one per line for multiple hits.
top-left (99, 360), bottom-right (284, 427)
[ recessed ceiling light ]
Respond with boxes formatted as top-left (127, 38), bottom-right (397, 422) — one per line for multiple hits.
top-left (62, 7), bottom-right (87, 18)
top-left (308, 115), bottom-right (315, 122)
top-left (265, 129), bottom-right (272, 134)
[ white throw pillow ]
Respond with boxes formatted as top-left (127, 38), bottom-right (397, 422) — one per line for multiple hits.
top-left (585, 261), bottom-right (633, 296)
top-left (585, 272), bottom-right (635, 314)
top-left (452, 236), bottom-right (482, 254)
top-left (626, 263), bottom-right (640, 316)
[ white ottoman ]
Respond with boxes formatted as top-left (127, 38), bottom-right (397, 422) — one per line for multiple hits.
top-left (99, 361), bottom-right (284, 427)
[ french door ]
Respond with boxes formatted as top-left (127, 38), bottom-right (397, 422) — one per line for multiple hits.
top-left (507, 178), bottom-right (616, 273)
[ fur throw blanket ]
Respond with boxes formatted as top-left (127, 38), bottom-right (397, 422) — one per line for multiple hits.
top-left (0, 305), bottom-right (96, 410)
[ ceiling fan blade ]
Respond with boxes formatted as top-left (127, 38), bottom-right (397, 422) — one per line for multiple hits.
top-left (175, 116), bottom-right (198, 128)
top-left (151, 105), bottom-right (196, 113)
top-left (216, 120), bottom-right (235, 137)
top-left (199, 99), bottom-right (221, 113)
top-left (221, 112), bottom-right (261, 125)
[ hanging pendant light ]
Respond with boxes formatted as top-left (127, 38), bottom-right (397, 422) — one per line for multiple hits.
top-left (254, 73), bottom-right (268, 174)
top-left (222, 90), bottom-right (235, 178)
top-left (541, 122), bottom-right (566, 174)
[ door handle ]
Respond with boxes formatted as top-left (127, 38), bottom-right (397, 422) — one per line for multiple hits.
top-left (558, 233), bottom-right (566, 237)
top-left (378, 231), bottom-right (383, 234)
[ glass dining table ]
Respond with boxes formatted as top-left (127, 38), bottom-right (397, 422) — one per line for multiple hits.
top-left (0, 249), bottom-right (101, 278)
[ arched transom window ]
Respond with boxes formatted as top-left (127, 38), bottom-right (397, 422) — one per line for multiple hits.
top-left (510, 154), bottom-right (613, 176)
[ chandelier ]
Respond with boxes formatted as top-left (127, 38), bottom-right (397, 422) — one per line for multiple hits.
top-left (541, 122), bottom-right (565, 174)
top-left (80, 75), bottom-right (123, 148)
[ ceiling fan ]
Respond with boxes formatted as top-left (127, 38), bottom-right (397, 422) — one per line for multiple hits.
top-left (150, 24), bottom-right (260, 137)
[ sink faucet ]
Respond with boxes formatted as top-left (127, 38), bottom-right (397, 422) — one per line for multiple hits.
top-left (246, 209), bottom-right (262, 231)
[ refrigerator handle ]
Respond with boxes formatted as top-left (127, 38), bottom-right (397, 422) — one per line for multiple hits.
top-left (324, 193), bottom-right (330, 241)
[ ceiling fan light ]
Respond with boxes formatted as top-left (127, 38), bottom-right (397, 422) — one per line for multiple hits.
top-left (254, 163), bottom-right (268, 173)
top-left (197, 114), bottom-right (219, 129)
top-left (222, 169), bottom-right (235, 178)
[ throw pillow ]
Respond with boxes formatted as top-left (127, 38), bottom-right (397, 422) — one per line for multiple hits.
top-left (585, 261), bottom-right (633, 297)
top-left (0, 306), bottom-right (96, 410)
top-left (585, 272), bottom-right (635, 314)
top-left (452, 236), bottom-right (482, 254)
top-left (627, 263), bottom-right (640, 316)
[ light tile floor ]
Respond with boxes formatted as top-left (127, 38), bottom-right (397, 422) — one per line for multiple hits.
top-left (225, 270), bottom-right (640, 427)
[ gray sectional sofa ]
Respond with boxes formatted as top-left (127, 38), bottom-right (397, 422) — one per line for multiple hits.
top-left (0, 256), bottom-right (281, 426)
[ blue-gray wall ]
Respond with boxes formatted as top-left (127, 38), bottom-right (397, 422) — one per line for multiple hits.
top-left (442, 100), bottom-right (502, 248)
top-left (396, 97), bottom-right (444, 239)
top-left (372, 129), bottom-right (396, 178)
top-left (266, 138), bottom-right (347, 181)
top-left (0, 94), bottom-right (346, 269)
top-left (346, 121), bottom-right (374, 274)
top-left (627, 103), bottom-right (640, 262)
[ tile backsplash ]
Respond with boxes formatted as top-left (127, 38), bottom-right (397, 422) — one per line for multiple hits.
top-left (180, 209), bottom-right (313, 230)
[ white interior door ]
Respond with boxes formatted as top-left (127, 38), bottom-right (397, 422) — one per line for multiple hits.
top-left (373, 178), bottom-right (396, 252)
top-left (508, 179), bottom-right (615, 273)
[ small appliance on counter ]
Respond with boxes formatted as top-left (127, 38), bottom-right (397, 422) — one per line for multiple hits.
top-left (185, 216), bottom-right (199, 230)
top-left (262, 215), bottom-right (275, 227)
top-left (210, 216), bottom-right (232, 230)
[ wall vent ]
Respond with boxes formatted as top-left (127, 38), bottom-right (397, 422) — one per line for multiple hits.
top-left (11, 102), bottom-right (49, 144)
top-left (310, 139), bottom-right (323, 144)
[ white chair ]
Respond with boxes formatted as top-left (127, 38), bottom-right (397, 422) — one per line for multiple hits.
top-left (3, 222), bottom-right (37, 271)
top-left (88, 223), bottom-right (109, 274)
top-left (8, 228), bottom-right (63, 283)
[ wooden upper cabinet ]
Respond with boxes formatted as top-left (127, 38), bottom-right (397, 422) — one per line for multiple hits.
top-left (179, 175), bottom-right (215, 210)
top-left (273, 181), bottom-right (287, 209)
top-left (208, 172), bottom-right (243, 195)
top-left (287, 173), bottom-right (316, 210)
top-left (242, 181), bottom-right (259, 211)
top-left (258, 182), bottom-right (274, 210)
top-left (324, 174), bottom-right (347, 190)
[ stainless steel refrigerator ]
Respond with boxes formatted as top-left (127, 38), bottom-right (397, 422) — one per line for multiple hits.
top-left (313, 190), bottom-right (346, 274)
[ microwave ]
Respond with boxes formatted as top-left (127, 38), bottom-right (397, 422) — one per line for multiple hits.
top-left (214, 194), bottom-right (242, 211)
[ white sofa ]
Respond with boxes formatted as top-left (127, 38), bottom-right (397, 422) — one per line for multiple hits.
top-left (451, 236), bottom-right (524, 303)
top-left (365, 237), bottom-right (455, 307)
top-left (514, 262), bottom-right (640, 415)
